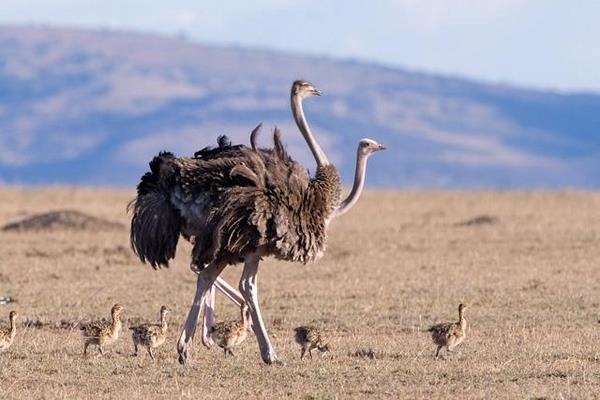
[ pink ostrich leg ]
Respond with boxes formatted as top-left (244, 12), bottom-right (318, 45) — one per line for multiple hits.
top-left (189, 255), bottom-right (280, 365)
top-left (201, 285), bottom-right (216, 347)
top-left (238, 253), bottom-right (282, 364)
top-left (177, 262), bottom-right (225, 364)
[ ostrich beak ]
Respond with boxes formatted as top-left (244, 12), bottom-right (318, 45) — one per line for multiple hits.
top-left (375, 143), bottom-right (387, 151)
top-left (311, 88), bottom-right (322, 96)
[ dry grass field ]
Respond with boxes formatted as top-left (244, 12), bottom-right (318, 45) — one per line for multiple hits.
top-left (0, 187), bottom-right (599, 399)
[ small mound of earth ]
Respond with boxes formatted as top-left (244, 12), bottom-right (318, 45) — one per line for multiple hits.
top-left (2, 210), bottom-right (124, 232)
top-left (456, 215), bottom-right (499, 227)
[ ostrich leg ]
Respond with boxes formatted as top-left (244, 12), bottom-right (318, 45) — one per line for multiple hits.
top-left (239, 253), bottom-right (283, 365)
top-left (201, 285), bottom-right (216, 348)
top-left (214, 277), bottom-right (244, 305)
top-left (177, 262), bottom-right (225, 364)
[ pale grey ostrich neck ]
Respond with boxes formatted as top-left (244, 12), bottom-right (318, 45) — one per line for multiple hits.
top-left (291, 94), bottom-right (330, 167)
top-left (335, 146), bottom-right (370, 217)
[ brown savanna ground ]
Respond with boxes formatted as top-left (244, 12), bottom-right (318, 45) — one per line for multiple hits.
top-left (0, 187), bottom-right (599, 399)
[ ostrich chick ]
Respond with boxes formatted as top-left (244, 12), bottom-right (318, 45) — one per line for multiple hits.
top-left (129, 305), bottom-right (171, 360)
top-left (428, 303), bottom-right (468, 358)
top-left (294, 326), bottom-right (332, 360)
top-left (80, 304), bottom-right (124, 356)
top-left (209, 303), bottom-right (251, 357)
top-left (0, 311), bottom-right (18, 352)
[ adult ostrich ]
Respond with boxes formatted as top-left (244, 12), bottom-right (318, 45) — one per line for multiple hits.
top-left (130, 80), bottom-right (384, 365)
top-left (200, 92), bottom-right (386, 347)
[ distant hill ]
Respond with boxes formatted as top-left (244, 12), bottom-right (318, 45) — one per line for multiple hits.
top-left (0, 26), bottom-right (598, 188)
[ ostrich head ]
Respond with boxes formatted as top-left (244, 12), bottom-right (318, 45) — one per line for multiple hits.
top-left (9, 310), bottom-right (18, 320)
top-left (160, 305), bottom-right (172, 315)
top-left (292, 80), bottom-right (321, 98)
top-left (358, 138), bottom-right (386, 156)
top-left (111, 304), bottom-right (124, 316)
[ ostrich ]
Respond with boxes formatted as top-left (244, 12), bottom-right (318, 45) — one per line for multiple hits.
top-left (200, 83), bottom-right (386, 347)
top-left (208, 302), bottom-right (251, 357)
top-left (130, 80), bottom-right (385, 365)
top-left (428, 303), bottom-right (468, 358)
top-left (129, 305), bottom-right (172, 360)
top-left (80, 304), bottom-right (124, 356)
top-left (294, 325), bottom-right (333, 360)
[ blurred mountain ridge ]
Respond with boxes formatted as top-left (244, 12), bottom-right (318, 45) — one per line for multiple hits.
top-left (0, 25), bottom-right (598, 188)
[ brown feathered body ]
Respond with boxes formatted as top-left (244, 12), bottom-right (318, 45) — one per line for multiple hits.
top-left (428, 304), bottom-right (467, 357)
top-left (129, 306), bottom-right (170, 360)
top-left (80, 304), bottom-right (123, 355)
top-left (0, 311), bottom-right (18, 352)
top-left (209, 303), bottom-right (251, 356)
top-left (294, 326), bottom-right (332, 360)
top-left (129, 132), bottom-right (341, 269)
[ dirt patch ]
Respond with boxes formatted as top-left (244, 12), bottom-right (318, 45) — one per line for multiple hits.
top-left (456, 214), bottom-right (499, 226)
top-left (2, 210), bottom-right (124, 232)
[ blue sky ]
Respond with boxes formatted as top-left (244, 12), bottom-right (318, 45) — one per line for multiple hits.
top-left (1, 0), bottom-right (598, 92)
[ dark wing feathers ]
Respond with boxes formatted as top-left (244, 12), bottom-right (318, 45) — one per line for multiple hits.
top-left (229, 163), bottom-right (261, 187)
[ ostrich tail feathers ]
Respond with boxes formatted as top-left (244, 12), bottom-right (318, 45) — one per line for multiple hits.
top-left (129, 153), bottom-right (182, 269)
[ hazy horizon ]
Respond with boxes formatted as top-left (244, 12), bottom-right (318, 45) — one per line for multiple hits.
top-left (0, 25), bottom-right (598, 189)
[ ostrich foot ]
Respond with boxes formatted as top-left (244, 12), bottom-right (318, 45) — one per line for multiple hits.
top-left (272, 358), bottom-right (286, 366)
top-left (201, 335), bottom-right (215, 349)
top-left (260, 349), bottom-right (286, 366)
top-left (266, 352), bottom-right (286, 366)
top-left (177, 334), bottom-right (192, 365)
top-left (178, 354), bottom-right (189, 365)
